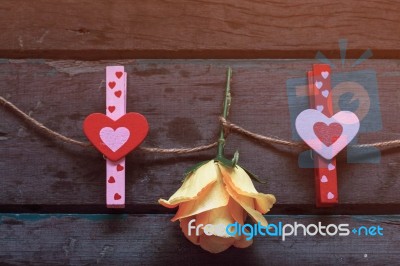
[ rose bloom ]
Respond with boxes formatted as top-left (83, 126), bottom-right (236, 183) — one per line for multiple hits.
top-left (159, 160), bottom-right (276, 253)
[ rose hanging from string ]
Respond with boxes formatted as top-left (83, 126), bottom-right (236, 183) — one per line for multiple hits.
top-left (158, 68), bottom-right (276, 253)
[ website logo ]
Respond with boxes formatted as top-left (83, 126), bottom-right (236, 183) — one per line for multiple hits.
top-left (188, 219), bottom-right (384, 241)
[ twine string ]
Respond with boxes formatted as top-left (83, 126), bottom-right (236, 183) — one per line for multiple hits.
top-left (0, 96), bottom-right (217, 153)
top-left (1, 96), bottom-right (400, 154)
top-left (220, 117), bottom-right (400, 150)
top-left (219, 117), bottom-right (308, 149)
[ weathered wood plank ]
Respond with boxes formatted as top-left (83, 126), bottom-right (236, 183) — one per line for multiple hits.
top-left (1, 0), bottom-right (400, 59)
top-left (1, 59), bottom-right (399, 213)
top-left (0, 214), bottom-right (399, 265)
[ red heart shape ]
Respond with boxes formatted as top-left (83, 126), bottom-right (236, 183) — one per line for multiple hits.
top-left (108, 106), bottom-right (116, 113)
top-left (116, 164), bottom-right (124, 172)
top-left (313, 122), bottom-right (343, 147)
top-left (83, 113), bottom-right (149, 161)
top-left (114, 90), bottom-right (122, 98)
top-left (115, 72), bottom-right (123, 79)
top-left (108, 176), bottom-right (116, 183)
top-left (114, 193), bottom-right (122, 200)
top-left (108, 81), bottom-right (116, 89)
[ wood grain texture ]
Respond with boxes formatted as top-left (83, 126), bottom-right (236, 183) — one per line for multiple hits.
top-left (1, 59), bottom-right (399, 213)
top-left (0, 214), bottom-right (399, 265)
top-left (1, 0), bottom-right (400, 59)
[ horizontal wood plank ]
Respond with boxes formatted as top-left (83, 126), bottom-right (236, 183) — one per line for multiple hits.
top-left (0, 59), bottom-right (399, 213)
top-left (1, 0), bottom-right (400, 59)
top-left (0, 214), bottom-right (399, 265)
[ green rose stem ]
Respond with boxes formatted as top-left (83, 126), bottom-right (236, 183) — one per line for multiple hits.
top-left (183, 67), bottom-right (235, 180)
top-left (185, 67), bottom-right (255, 180)
top-left (217, 67), bottom-right (232, 160)
top-left (214, 67), bottom-right (261, 182)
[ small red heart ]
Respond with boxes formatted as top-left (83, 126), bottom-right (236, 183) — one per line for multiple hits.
top-left (108, 106), bottom-right (116, 113)
top-left (108, 81), bottom-right (116, 89)
top-left (115, 72), bottom-right (123, 79)
top-left (114, 193), bottom-right (122, 200)
top-left (83, 113), bottom-right (149, 161)
top-left (114, 90), bottom-right (122, 98)
top-left (108, 176), bottom-right (116, 183)
top-left (117, 164), bottom-right (124, 171)
top-left (314, 122), bottom-right (343, 147)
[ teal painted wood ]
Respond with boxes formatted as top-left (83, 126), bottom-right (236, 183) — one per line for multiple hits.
top-left (0, 214), bottom-right (399, 265)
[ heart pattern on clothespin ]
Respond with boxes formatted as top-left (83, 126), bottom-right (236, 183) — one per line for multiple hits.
top-left (84, 113), bottom-right (149, 161)
top-left (295, 109), bottom-right (360, 160)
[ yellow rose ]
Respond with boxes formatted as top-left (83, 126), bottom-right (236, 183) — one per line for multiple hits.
top-left (159, 160), bottom-right (276, 253)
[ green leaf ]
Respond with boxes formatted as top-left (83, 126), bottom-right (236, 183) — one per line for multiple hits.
top-left (182, 160), bottom-right (209, 182)
top-left (241, 166), bottom-right (267, 184)
top-left (231, 150), bottom-right (239, 167)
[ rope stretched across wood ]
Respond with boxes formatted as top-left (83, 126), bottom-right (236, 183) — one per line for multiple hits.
top-left (1, 96), bottom-right (399, 154)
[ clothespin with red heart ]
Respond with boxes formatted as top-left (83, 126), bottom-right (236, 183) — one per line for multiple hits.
top-left (295, 64), bottom-right (360, 207)
top-left (83, 66), bottom-right (149, 208)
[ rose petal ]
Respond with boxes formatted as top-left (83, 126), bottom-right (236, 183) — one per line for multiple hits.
top-left (196, 205), bottom-right (235, 238)
top-left (171, 170), bottom-right (229, 221)
top-left (219, 164), bottom-right (276, 213)
top-left (225, 184), bottom-right (269, 227)
top-left (227, 197), bottom-right (245, 224)
top-left (159, 160), bottom-right (218, 208)
top-left (199, 235), bottom-right (235, 253)
top-left (180, 217), bottom-right (200, 245)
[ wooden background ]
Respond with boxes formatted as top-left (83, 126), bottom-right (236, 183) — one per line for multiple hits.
top-left (1, 0), bottom-right (399, 265)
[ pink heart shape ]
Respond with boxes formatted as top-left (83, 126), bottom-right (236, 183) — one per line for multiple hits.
top-left (99, 127), bottom-right (130, 152)
top-left (315, 81), bottom-right (323, 89)
top-left (295, 109), bottom-right (360, 160)
top-left (328, 163), bottom-right (335, 171)
top-left (321, 71), bottom-right (329, 79)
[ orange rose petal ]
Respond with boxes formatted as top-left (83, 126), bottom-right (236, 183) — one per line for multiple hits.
top-left (172, 200), bottom-right (197, 222)
top-left (180, 217), bottom-right (200, 245)
top-left (158, 160), bottom-right (218, 207)
top-left (219, 165), bottom-right (276, 214)
top-left (254, 194), bottom-right (276, 213)
top-left (195, 206), bottom-right (248, 243)
top-left (158, 181), bottom-right (215, 212)
top-left (201, 206), bottom-right (236, 238)
top-left (219, 164), bottom-right (258, 194)
top-left (225, 184), bottom-right (269, 227)
top-left (227, 197), bottom-right (245, 224)
top-left (171, 174), bottom-right (230, 221)
top-left (195, 212), bottom-right (209, 228)
top-left (199, 235), bottom-right (235, 254)
top-left (158, 199), bottom-right (179, 209)
top-left (159, 181), bottom-right (215, 209)
top-left (206, 205), bottom-right (233, 224)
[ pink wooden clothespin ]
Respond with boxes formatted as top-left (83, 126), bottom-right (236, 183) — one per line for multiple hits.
top-left (84, 66), bottom-right (149, 208)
